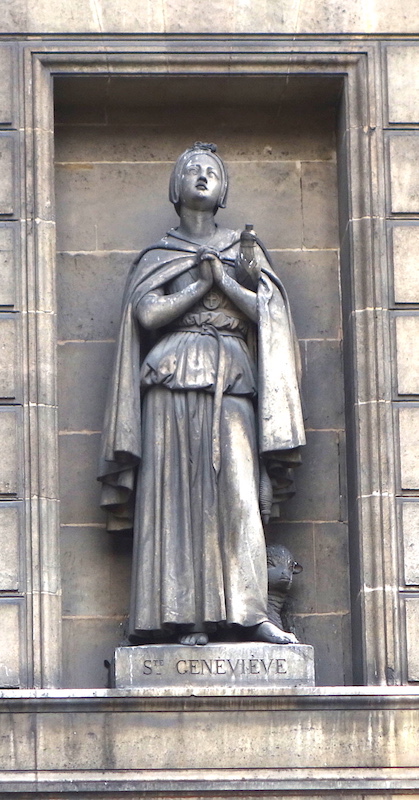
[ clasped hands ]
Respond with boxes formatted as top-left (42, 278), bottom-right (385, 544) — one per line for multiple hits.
top-left (195, 246), bottom-right (224, 289)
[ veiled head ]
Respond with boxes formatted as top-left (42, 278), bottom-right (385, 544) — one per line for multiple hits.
top-left (169, 143), bottom-right (228, 215)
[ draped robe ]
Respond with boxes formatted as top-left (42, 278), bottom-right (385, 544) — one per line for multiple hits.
top-left (98, 226), bottom-right (305, 638)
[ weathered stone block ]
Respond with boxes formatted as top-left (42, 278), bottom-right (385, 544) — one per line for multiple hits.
top-left (0, 46), bottom-right (14, 126)
top-left (389, 135), bottom-right (419, 213)
top-left (281, 430), bottom-right (341, 522)
top-left (272, 249), bottom-right (341, 339)
top-left (301, 161), bottom-right (339, 249)
top-left (221, 161), bottom-right (303, 249)
top-left (56, 252), bottom-right (128, 341)
top-left (303, 339), bottom-right (344, 429)
top-left (0, 600), bottom-right (21, 687)
top-left (387, 46), bottom-right (419, 123)
top-left (0, 224), bottom-right (17, 307)
top-left (399, 407), bottom-right (419, 490)
top-left (58, 341), bottom-right (114, 431)
top-left (395, 315), bottom-right (419, 395)
top-left (0, 503), bottom-right (20, 591)
top-left (0, 700), bottom-right (35, 770)
top-left (2, 0), bottom-right (419, 34)
top-left (62, 616), bottom-right (125, 688)
top-left (55, 108), bottom-right (336, 164)
top-left (314, 522), bottom-right (351, 613)
top-left (0, 134), bottom-right (15, 217)
top-left (0, 408), bottom-right (18, 495)
top-left (58, 432), bottom-right (105, 524)
top-left (8, 691), bottom-right (419, 786)
top-left (61, 526), bottom-right (131, 616)
top-left (392, 225), bottom-right (419, 303)
top-left (401, 502), bottom-right (419, 585)
top-left (294, 611), bottom-right (352, 686)
top-left (55, 162), bottom-right (177, 252)
top-left (113, 643), bottom-right (316, 689)
top-left (0, 315), bottom-right (16, 400)
top-left (406, 597), bottom-right (419, 682)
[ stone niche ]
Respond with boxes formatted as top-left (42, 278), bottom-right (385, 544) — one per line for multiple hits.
top-left (54, 74), bottom-right (349, 688)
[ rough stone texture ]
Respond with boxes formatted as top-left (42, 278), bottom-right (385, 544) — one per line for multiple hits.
top-left (0, 689), bottom-right (418, 790)
top-left (113, 643), bottom-right (316, 689)
top-left (58, 433), bottom-right (105, 524)
top-left (61, 526), bottom-right (131, 617)
top-left (399, 407), bottom-right (419, 490)
top-left (389, 135), bottom-right (419, 214)
top-left (1, 0), bottom-right (419, 33)
top-left (0, 600), bottom-right (21, 687)
top-left (387, 45), bottom-right (419, 124)
top-left (0, 315), bottom-right (16, 400)
top-left (395, 315), bottom-right (419, 395)
top-left (56, 252), bottom-right (129, 342)
top-left (303, 340), bottom-right (344, 430)
top-left (57, 341), bottom-right (115, 431)
top-left (0, 47), bottom-right (13, 126)
top-left (273, 250), bottom-right (341, 339)
top-left (392, 225), bottom-right (419, 304)
top-left (301, 161), bottom-right (339, 249)
top-left (293, 612), bottom-right (352, 687)
top-left (405, 598), bottom-right (419, 682)
top-left (0, 503), bottom-right (20, 591)
top-left (55, 78), bottom-right (348, 688)
top-left (401, 502), bottom-right (419, 585)
top-left (0, 224), bottom-right (17, 308)
top-left (281, 431), bottom-right (342, 522)
top-left (0, 408), bottom-right (19, 495)
top-left (62, 617), bottom-right (125, 689)
top-left (0, 134), bottom-right (15, 217)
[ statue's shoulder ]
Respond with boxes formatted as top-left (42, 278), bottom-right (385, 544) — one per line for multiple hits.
top-left (214, 226), bottom-right (241, 250)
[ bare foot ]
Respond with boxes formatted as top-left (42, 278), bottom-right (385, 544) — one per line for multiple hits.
top-left (254, 621), bottom-right (299, 645)
top-left (178, 631), bottom-right (209, 646)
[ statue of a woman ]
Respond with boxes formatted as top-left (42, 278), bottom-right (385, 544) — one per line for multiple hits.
top-left (98, 143), bottom-right (305, 646)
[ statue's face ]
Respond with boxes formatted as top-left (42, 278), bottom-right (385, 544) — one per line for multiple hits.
top-left (179, 153), bottom-right (222, 212)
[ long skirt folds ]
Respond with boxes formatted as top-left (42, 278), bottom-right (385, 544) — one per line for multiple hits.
top-left (129, 386), bottom-right (268, 636)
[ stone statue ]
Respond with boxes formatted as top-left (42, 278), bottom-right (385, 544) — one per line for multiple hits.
top-left (98, 143), bottom-right (305, 647)
top-left (267, 543), bottom-right (302, 636)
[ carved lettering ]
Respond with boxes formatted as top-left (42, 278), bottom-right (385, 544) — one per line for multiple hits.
top-left (261, 658), bottom-right (274, 674)
top-left (143, 659), bottom-right (152, 675)
top-left (174, 655), bottom-right (288, 676)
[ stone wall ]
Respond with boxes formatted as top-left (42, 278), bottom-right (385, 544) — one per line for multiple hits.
top-left (0, 2), bottom-right (419, 796)
top-left (1, 0), bottom-right (418, 34)
top-left (0, 0), bottom-right (417, 697)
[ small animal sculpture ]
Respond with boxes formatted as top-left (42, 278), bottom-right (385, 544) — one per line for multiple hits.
top-left (266, 543), bottom-right (302, 643)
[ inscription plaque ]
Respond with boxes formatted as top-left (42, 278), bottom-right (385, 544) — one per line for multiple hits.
top-left (113, 643), bottom-right (315, 690)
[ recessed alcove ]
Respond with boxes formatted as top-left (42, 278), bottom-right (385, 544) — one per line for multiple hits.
top-left (53, 74), bottom-right (349, 687)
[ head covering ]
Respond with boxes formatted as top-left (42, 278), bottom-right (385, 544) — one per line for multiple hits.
top-left (169, 142), bottom-right (228, 215)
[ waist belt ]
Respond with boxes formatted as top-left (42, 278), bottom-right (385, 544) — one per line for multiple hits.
top-left (176, 323), bottom-right (245, 476)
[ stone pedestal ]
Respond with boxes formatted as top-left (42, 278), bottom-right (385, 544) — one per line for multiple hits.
top-left (112, 642), bottom-right (315, 690)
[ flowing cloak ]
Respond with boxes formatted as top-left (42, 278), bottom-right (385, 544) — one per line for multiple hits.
top-left (98, 227), bottom-right (306, 534)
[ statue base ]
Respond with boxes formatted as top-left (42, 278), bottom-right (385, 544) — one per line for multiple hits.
top-left (112, 642), bottom-right (315, 690)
